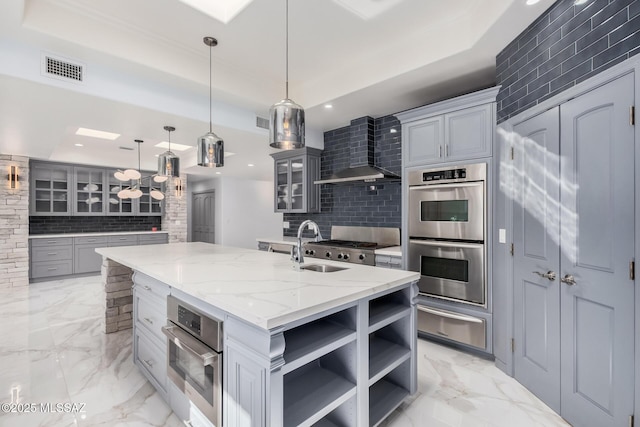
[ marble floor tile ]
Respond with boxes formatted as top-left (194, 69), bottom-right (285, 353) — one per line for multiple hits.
top-left (0, 276), bottom-right (569, 427)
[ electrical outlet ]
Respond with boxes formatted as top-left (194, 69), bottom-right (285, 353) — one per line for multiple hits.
top-left (499, 229), bottom-right (506, 243)
top-left (283, 221), bottom-right (290, 228)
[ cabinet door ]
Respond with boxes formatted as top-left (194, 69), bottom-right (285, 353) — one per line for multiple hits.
top-left (275, 160), bottom-right (290, 212)
top-left (403, 116), bottom-right (443, 166)
top-left (444, 104), bottom-right (492, 161)
top-left (138, 178), bottom-right (163, 216)
top-left (289, 157), bottom-right (305, 212)
top-left (225, 342), bottom-right (266, 427)
top-left (106, 171), bottom-right (134, 215)
top-left (74, 243), bottom-right (105, 274)
top-left (30, 163), bottom-right (72, 215)
top-left (74, 167), bottom-right (106, 215)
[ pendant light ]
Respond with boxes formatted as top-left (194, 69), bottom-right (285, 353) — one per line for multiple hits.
top-left (197, 36), bottom-right (224, 168)
top-left (158, 126), bottom-right (180, 178)
top-left (269, 0), bottom-right (305, 149)
top-left (117, 140), bottom-right (165, 201)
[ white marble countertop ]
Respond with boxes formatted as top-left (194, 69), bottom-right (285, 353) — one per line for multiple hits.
top-left (256, 237), bottom-right (402, 256)
top-left (29, 230), bottom-right (168, 239)
top-left (96, 242), bottom-right (418, 330)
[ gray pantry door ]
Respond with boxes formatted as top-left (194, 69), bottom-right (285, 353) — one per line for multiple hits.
top-left (192, 191), bottom-right (216, 244)
top-left (559, 73), bottom-right (635, 427)
top-left (512, 106), bottom-right (562, 413)
top-left (511, 73), bottom-right (635, 426)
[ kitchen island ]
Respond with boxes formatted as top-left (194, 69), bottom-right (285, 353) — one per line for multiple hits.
top-left (96, 242), bottom-right (420, 427)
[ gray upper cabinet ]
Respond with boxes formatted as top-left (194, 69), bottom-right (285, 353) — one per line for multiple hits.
top-left (398, 87), bottom-right (499, 167)
top-left (270, 147), bottom-right (321, 213)
top-left (30, 161), bottom-right (162, 216)
top-left (74, 167), bottom-right (106, 215)
top-left (30, 161), bottom-right (72, 216)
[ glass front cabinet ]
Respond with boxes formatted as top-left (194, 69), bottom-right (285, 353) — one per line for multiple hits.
top-left (270, 147), bottom-right (322, 213)
top-left (30, 162), bottom-right (72, 215)
top-left (29, 161), bottom-right (163, 216)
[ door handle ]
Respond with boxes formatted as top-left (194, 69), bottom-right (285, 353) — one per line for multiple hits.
top-left (560, 274), bottom-right (576, 286)
top-left (533, 271), bottom-right (556, 281)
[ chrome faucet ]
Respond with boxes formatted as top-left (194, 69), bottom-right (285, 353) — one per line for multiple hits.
top-left (291, 220), bottom-right (322, 270)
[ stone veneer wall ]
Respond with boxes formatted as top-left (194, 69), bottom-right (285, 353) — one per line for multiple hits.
top-left (162, 174), bottom-right (188, 243)
top-left (496, 0), bottom-right (640, 122)
top-left (283, 115), bottom-right (402, 238)
top-left (102, 257), bottom-right (134, 333)
top-left (0, 154), bottom-right (29, 288)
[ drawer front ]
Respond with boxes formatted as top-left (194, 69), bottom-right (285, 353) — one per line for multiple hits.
top-left (135, 293), bottom-right (166, 342)
top-left (74, 236), bottom-right (109, 245)
top-left (137, 234), bottom-right (168, 245)
top-left (108, 235), bottom-right (138, 246)
top-left (32, 245), bottom-right (73, 262)
top-left (31, 237), bottom-right (73, 248)
top-left (417, 305), bottom-right (486, 349)
top-left (31, 260), bottom-right (73, 279)
top-left (134, 273), bottom-right (170, 300)
top-left (135, 329), bottom-right (166, 392)
top-left (389, 256), bottom-right (402, 266)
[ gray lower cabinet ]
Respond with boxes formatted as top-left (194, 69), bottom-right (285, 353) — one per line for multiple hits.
top-left (74, 236), bottom-right (109, 274)
top-left (225, 342), bottom-right (266, 427)
top-left (29, 233), bottom-right (168, 281)
top-left (30, 237), bottom-right (73, 279)
top-left (133, 273), bottom-right (169, 401)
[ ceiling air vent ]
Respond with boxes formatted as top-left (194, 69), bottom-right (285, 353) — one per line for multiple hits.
top-left (42, 53), bottom-right (84, 83)
top-left (119, 146), bottom-right (134, 151)
top-left (256, 116), bottom-right (269, 130)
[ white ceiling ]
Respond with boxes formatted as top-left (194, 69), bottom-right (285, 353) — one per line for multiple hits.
top-left (0, 0), bottom-right (555, 181)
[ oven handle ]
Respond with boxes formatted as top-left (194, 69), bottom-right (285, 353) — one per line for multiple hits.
top-left (408, 182), bottom-right (483, 191)
top-left (417, 305), bottom-right (484, 323)
top-left (161, 325), bottom-right (218, 367)
top-left (409, 239), bottom-right (483, 249)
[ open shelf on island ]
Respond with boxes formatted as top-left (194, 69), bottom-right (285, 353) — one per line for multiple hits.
top-left (284, 362), bottom-right (356, 427)
top-left (312, 419), bottom-right (340, 427)
top-left (369, 301), bottom-right (410, 333)
top-left (369, 378), bottom-right (409, 427)
top-left (369, 335), bottom-right (411, 386)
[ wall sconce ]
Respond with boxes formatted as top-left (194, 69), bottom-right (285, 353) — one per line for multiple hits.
top-left (175, 178), bottom-right (184, 198)
top-left (8, 165), bottom-right (19, 189)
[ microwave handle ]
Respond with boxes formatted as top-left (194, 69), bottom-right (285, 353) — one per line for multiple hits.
top-left (161, 325), bottom-right (218, 366)
top-left (409, 239), bottom-right (483, 249)
top-left (417, 305), bottom-right (484, 324)
top-left (408, 182), bottom-right (483, 191)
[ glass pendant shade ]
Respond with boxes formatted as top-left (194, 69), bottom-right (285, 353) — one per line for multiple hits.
top-left (158, 151), bottom-right (180, 178)
top-left (197, 131), bottom-right (224, 167)
top-left (269, 98), bottom-right (305, 149)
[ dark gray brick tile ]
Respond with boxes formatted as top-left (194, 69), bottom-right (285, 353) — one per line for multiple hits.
top-left (539, 43), bottom-right (576, 74)
top-left (528, 28), bottom-right (562, 60)
top-left (631, 44), bottom-right (640, 57)
top-left (551, 19), bottom-right (592, 56)
top-left (520, 14), bottom-right (550, 47)
top-left (540, 81), bottom-right (575, 103)
top-left (562, 44), bottom-right (596, 72)
top-left (609, 14), bottom-right (640, 45)
top-left (518, 84), bottom-right (550, 109)
top-left (561, 0), bottom-right (598, 36)
top-left (577, 53), bottom-right (628, 84)
top-left (512, 68), bottom-right (538, 93)
top-left (592, 0), bottom-right (633, 27)
top-left (631, 0), bottom-right (640, 19)
top-left (577, 8), bottom-right (627, 51)
top-left (510, 49), bottom-right (530, 70)
top-left (549, 0), bottom-right (575, 24)
top-left (498, 69), bottom-right (520, 88)
top-left (501, 86), bottom-right (527, 108)
top-left (550, 59), bottom-right (592, 91)
top-left (594, 30), bottom-right (640, 67)
top-left (529, 65), bottom-right (562, 92)
top-left (497, 40), bottom-right (520, 65)
top-left (518, 35), bottom-right (539, 58)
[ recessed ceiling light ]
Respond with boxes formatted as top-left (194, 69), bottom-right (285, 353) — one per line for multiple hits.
top-left (155, 141), bottom-right (193, 152)
top-left (76, 127), bottom-right (120, 140)
top-left (176, 0), bottom-right (253, 24)
top-left (155, 154), bottom-right (159, 157)
top-left (390, 128), bottom-right (397, 134)
top-left (248, 163), bottom-right (255, 167)
top-left (74, 143), bottom-right (84, 147)
top-left (324, 104), bottom-right (333, 109)
top-left (525, 0), bottom-right (540, 4)
top-left (215, 171), bottom-right (221, 175)
top-left (224, 152), bottom-right (236, 157)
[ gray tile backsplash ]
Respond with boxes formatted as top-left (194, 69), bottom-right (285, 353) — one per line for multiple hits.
top-left (29, 216), bottom-right (162, 235)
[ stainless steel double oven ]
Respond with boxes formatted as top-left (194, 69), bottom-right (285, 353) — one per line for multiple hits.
top-left (407, 163), bottom-right (487, 306)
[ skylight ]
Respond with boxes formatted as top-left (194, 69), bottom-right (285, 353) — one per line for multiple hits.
top-left (177, 0), bottom-right (254, 23)
top-left (76, 127), bottom-right (120, 140)
top-left (155, 141), bottom-right (193, 152)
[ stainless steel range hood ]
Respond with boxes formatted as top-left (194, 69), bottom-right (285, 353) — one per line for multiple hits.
top-left (314, 116), bottom-right (400, 185)
top-left (314, 165), bottom-right (399, 184)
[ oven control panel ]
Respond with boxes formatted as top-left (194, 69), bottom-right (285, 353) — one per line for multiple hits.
top-left (178, 305), bottom-right (202, 336)
top-left (422, 168), bottom-right (466, 182)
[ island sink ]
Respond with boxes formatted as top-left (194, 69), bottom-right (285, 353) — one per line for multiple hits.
top-left (301, 263), bottom-right (348, 272)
